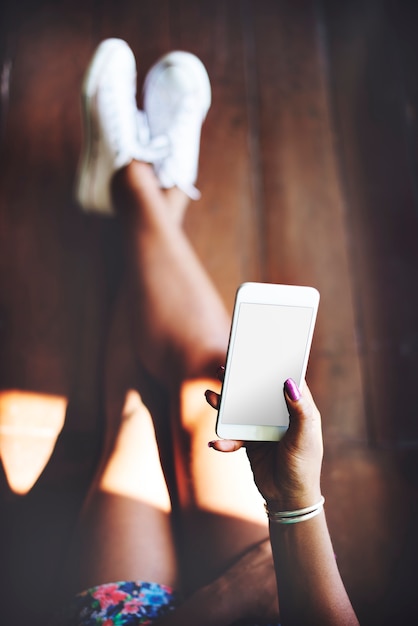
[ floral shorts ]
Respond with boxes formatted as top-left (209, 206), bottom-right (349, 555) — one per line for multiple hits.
top-left (56, 580), bottom-right (181, 625)
top-left (55, 579), bottom-right (280, 625)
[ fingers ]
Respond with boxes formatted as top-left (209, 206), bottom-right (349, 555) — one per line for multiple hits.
top-left (284, 378), bottom-right (302, 402)
top-left (204, 364), bottom-right (225, 409)
top-left (205, 389), bottom-right (220, 410)
top-left (208, 439), bottom-right (245, 452)
top-left (206, 375), bottom-right (321, 458)
top-left (205, 382), bottom-right (244, 453)
top-left (283, 379), bottom-right (323, 463)
top-left (217, 365), bottom-right (225, 382)
top-left (284, 379), bottom-right (320, 424)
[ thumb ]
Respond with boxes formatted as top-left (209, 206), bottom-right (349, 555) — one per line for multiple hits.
top-left (283, 379), bottom-right (323, 451)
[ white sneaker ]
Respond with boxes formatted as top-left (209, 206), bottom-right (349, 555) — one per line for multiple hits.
top-left (75, 39), bottom-right (168, 215)
top-left (143, 51), bottom-right (212, 200)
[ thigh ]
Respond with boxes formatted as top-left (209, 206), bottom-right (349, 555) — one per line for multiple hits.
top-left (64, 390), bottom-right (179, 594)
top-left (171, 378), bottom-right (269, 592)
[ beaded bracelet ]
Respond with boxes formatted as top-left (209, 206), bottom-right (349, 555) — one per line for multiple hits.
top-left (265, 496), bottom-right (325, 524)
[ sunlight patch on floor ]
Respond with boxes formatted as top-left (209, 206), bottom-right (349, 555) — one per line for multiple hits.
top-left (99, 389), bottom-right (171, 513)
top-left (0, 390), bottom-right (67, 494)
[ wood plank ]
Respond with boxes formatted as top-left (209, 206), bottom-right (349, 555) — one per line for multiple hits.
top-left (251, 0), bottom-right (366, 444)
top-left (322, 446), bottom-right (413, 624)
top-left (77, 0), bottom-right (263, 314)
top-left (322, 0), bottom-right (418, 446)
top-left (169, 0), bottom-right (263, 311)
top-left (91, 0), bottom-right (172, 85)
top-left (0, 1), bottom-right (111, 623)
top-left (250, 2), bottom-right (417, 620)
top-left (1, 2), bottom-right (417, 624)
top-left (387, 0), bottom-right (418, 185)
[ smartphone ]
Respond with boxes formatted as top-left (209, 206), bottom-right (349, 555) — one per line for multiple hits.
top-left (216, 282), bottom-right (319, 441)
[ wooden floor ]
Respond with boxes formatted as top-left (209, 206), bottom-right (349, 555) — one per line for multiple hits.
top-left (1, 0), bottom-right (418, 623)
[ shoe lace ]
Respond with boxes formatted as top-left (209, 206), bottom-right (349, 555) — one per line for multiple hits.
top-left (136, 110), bottom-right (170, 163)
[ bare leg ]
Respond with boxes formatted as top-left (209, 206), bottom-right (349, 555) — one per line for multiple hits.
top-left (64, 398), bottom-right (178, 595)
top-left (63, 294), bottom-right (178, 596)
top-left (112, 163), bottom-right (270, 594)
top-left (112, 162), bottom-right (230, 388)
top-left (62, 38), bottom-right (276, 620)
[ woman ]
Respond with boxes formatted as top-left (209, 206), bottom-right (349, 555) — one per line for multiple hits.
top-left (56, 38), bottom-right (358, 626)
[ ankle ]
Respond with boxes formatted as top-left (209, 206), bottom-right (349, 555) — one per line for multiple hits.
top-left (113, 160), bottom-right (156, 190)
top-left (162, 187), bottom-right (190, 224)
top-left (111, 161), bottom-right (159, 214)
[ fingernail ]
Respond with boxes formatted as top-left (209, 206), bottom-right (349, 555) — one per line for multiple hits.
top-left (284, 378), bottom-right (301, 401)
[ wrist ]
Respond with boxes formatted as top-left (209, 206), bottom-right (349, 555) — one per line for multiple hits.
top-left (264, 487), bottom-right (322, 513)
top-left (265, 495), bottom-right (325, 524)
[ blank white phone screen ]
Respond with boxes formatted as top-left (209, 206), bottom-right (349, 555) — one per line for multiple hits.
top-left (221, 302), bottom-right (314, 426)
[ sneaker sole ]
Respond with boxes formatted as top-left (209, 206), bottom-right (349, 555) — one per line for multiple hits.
top-left (75, 39), bottom-right (135, 214)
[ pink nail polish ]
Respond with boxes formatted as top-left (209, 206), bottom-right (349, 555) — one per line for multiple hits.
top-left (284, 378), bottom-right (301, 401)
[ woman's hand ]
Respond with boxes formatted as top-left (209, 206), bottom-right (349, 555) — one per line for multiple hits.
top-left (207, 377), bottom-right (360, 626)
top-left (206, 378), bottom-right (323, 510)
